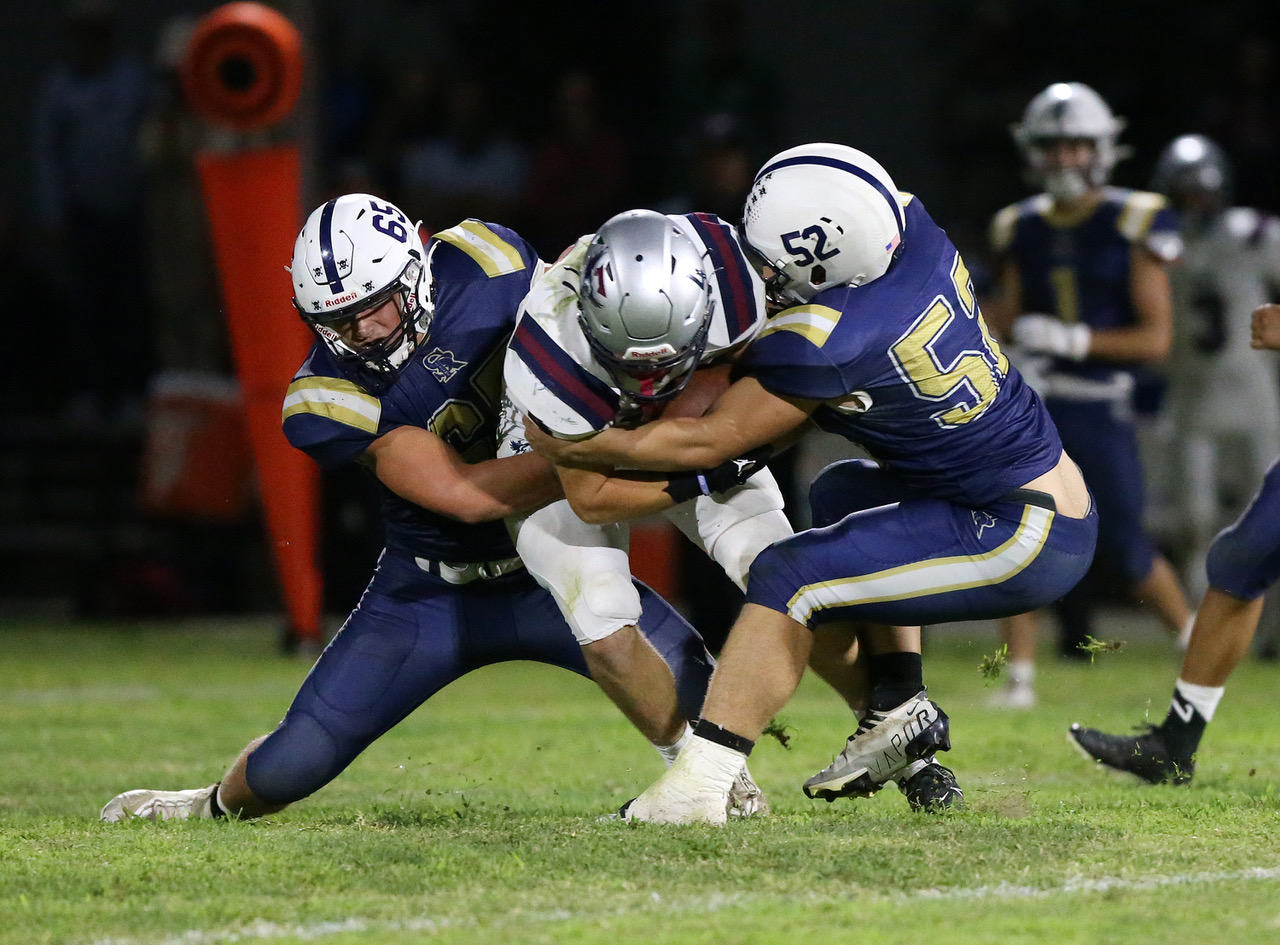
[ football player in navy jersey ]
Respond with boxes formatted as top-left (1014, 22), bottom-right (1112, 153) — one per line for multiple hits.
top-left (987, 83), bottom-right (1192, 707)
top-left (526, 143), bottom-right (1098, 824)
top-left (1069, 303), bottom-right (1280, 784)
top-left (99, 194), bottom-right (741, 823)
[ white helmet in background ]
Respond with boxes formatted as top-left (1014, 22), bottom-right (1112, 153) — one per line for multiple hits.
top-left (289, 193), bottom-right (432, 392)
top-left (1012, 82), bottom-right (1128, 203)
top-left (741, 142), bottom-right (906, 306)
top-left (578, 209), bottom-right (714, 403)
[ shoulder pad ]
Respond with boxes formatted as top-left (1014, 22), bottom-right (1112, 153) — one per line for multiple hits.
top-left (990, 203), bottom-right (1023, 254)
top-left (430, 220), bottom-right (531, 278)
top-left (1116, 190), bottom-right (1169, 241)
top-left (756, 303), bottom-right (843, 349)
top-left (282, 374), bottom-right (381, 433)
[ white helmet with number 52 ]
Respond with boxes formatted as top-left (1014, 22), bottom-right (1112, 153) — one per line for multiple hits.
top-left (741, 142), bottom-right (906, 306)
top-left (289, 193), bottom-right (432, 392)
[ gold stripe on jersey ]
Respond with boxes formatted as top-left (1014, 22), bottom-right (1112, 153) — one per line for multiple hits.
top-left (757, 304), bottom-right (842, 348)
top-left (784, 504), bottom-right (1054, 625)
top-left (1117, 191), bottom-right (1167, 241)
top-left (433, 221), bottom-right (527, 277)
top-left (282, 376), bottom-right (381, 433)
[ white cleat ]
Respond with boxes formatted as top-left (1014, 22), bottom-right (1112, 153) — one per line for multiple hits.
top-left (100, 784), bottom-right (219, 823)
top-left (726, 766), bottom-right (770, 818)
top-left (620, 735), bottom-right (746, 825)
top-left (804, 690), bottom-right (951, 801)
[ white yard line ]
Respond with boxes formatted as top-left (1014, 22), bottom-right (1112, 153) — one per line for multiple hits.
top-left (87, 864), bottom-right (1280, 945)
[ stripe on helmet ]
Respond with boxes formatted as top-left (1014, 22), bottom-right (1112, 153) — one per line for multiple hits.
top-left (318, 198), bottom-right (346, 294)
top-left (756, 155), bottom-right (906, 238)
top-left (688, 213), bottom-right (759, 342)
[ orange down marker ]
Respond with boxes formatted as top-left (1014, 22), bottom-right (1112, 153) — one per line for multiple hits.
top-left (182, 3), bottom-right (321, 647)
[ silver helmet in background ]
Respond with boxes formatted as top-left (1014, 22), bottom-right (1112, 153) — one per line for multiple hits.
top-left (1152, 134), bottom-right (1233, 230)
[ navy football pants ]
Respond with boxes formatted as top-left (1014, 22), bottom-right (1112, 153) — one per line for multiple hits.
top-left (245, 550), bottom-right (710, 805)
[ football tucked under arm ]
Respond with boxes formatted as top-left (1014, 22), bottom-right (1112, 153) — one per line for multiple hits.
top-left (662, 363), bottom-right (733, 419)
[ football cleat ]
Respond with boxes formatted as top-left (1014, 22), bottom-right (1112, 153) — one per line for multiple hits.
top-left (896, 756), bottom-right (964, 812)
top-left (100, 784), bottom-right (219, 823)
top-left (1068, 723), bottom-right (1195, 785)
top-left (804, 691), bottom-right (951, 801)
top-left (726, 766), bottom-right (770, 818)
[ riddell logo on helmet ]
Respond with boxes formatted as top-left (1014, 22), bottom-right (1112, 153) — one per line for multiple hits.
top-left (325, 292), bottom-right (359, 307)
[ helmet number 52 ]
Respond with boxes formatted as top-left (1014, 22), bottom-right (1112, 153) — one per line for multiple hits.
top-left (781, 226), bottom-right (840, 266)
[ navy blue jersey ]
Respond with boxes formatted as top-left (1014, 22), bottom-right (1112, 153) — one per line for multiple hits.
top-left (991, 187), bottom-right (1180, 384)
top-left (282, 220), bottom-right (540, 562)
top-left (739, 195), bottom-right (1062, 507)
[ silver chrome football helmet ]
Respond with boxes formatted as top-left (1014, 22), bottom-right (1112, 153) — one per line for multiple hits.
top-left (578, 209), bottom-right (713, 403)
top-left (741, 142), bottom-right (906, 306)
top-left (1152, 134), bottom-right (1232, 229)
top-left (289, 193), bottom-right (432, 393)
top-left (1012, 82), bottom-right (1129, 203)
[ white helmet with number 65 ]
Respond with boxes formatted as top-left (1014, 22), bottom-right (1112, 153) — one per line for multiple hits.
top-left (289, 193), bottom-right (432, 392)
top-left (741, 142), bottom-right (906, 306)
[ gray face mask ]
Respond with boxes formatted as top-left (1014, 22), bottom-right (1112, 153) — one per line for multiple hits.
top-left (1043, 167), bottom-right (1091, 204)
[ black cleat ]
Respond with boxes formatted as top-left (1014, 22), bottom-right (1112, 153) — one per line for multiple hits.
top-left (897, 757), bottom-right (964, 812)
top-left (1068, 723), bottom-right (1195, 785)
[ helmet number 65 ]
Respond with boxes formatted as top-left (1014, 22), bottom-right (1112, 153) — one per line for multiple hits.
top-left (781, 226), bottom-right (840, 266)
top-left (369, 200), bottom-right (408, 243)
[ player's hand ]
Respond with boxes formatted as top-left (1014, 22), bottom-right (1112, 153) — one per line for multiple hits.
top-left (522, 414), bottom-right (579, 464)
top-left (701, 446), bottom-right (772, 494)
top-left (1012, 313), bottom-right (1091, 361)
top-left (1251, 303), bottom-right (1280, 351)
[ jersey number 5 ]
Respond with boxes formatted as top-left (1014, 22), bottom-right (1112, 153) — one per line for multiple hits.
top-left (889, 252), bottom-right (1009, 428)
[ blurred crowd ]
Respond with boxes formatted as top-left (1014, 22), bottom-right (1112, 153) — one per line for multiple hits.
top-left (4, 0), bottom-right (1280, 630)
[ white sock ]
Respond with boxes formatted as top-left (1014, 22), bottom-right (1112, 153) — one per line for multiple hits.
top-left (654, 723), bottom-right (693, 767)
top-left (1174, 678), bottom-right (1225, 722)
top-left (1007, 659), bottom-right (1035, 687)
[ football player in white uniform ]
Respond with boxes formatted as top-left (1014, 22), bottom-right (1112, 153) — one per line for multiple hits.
top-left (1151, 134), bottom-right (1280, 596)
top-left (500, 209), bottom-right (782, 815)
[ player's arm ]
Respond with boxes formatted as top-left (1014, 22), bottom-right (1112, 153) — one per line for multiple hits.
top-left (982, 261), bottom-right (1022, 340)
top-left (526, 375), bottom-right (816, 472)
top-left (1252, 303), bottom-right (1280, 351)
top-left (1084, 246), bottom-right (1174, 362)
top-left (365, 425), bottom-right (563, 523)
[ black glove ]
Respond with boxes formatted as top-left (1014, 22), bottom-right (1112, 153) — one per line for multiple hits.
top-left (663, 446), bottom-right (773, 503)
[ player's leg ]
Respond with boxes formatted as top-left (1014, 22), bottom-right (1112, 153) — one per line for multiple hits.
top-left (992, 610), bottom-right (1039, 708)
top-left (1071, 457), bottom-right (1280, 782)
top-left (514, 500), bottom-right (688, 747)
top-left (103, 553), bottom-right (473, 822)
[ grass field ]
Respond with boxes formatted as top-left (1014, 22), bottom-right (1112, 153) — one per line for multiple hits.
top-left (3, 614), bottom-right (1279, 945)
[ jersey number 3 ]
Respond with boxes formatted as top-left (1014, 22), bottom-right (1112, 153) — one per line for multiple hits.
top-left (889, 252), bottom-right (1009, 428)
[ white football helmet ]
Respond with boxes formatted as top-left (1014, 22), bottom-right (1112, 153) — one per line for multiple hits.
top-left (1152, 134), bottom-right (1232, 228)
top-left (1012, 82), bottom-right (1129, 203)
top-left (289, 193), bottom-right (432, 392)
top-left (741, 143), bottom-right (905, 305)
top-left (578, 209), bottom-right (713, 403)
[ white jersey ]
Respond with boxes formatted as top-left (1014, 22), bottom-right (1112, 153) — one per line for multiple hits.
top-left (1168, 207), bottom-right (1280, 435)
top-left (503, 212), bottom-right (767, 440)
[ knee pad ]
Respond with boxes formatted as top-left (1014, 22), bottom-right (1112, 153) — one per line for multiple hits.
top-left (244, 713), bottom-right (341, 805)
top-left (515, 500), bottom-right (640, 644)
top-left (665, 468), bottom-right (791, 590)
